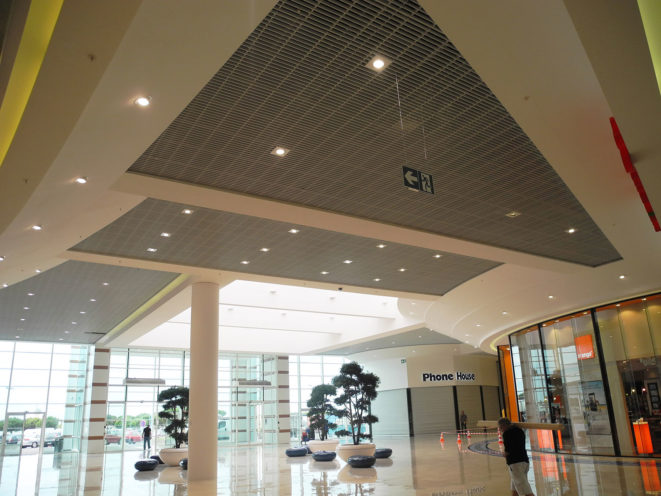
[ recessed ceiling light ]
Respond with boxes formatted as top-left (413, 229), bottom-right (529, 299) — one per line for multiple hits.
top-left (418, 335), bottom-right (422, 338)
top-left (102, 282), bottom-right (109, 286)
top-left (433, 254), bottom-right (442, 259)
top-left (260, 247), bottom-right (270, 252)
top-left (271, 146), bottom-right (290, 157)
top-left (146, 248), bottom-right (157, 252)
top-left (2, 284), bottom-right (7, 288)
top-left (31, 225), bottom-right (42, 231)
top-left (58, 338), bottom-right (63, 341)
top-left (240, 260), bottom-right (250, 265)
top-left (475, 324), bottom-right (481, 327)
top-left (505, 211), bottom-right (521, 218)
top-left (72, 322), bottom-right (77, 325)
top-left (35, 269), bottom-right (41, 273)
top-left (398, 268), bottom-right (406, 272)
top-left (134, 96), bottom-right (151, 107)
top-left (90, 298), bottom-right (96, 302)
top-left (642, 298), bottom-right (647, 301)
top-left (376, 244), bottom-right (386, 249)
top-left (320, 271), bottom-right (329, 275)
top-left (373, 278), bottom-right (381, 282)
top-left (0, 256), bottom-right (4, 261)
top-left (583, 311), bottom-right (588, 314)
top-left (548, 295), bottom-right (555, 299)
top-left (366, 54), bottom-right (392, 72)
top-left (288, 228), bottom-right (300, 234)
top-left (566, 228), bottom-right (577, 234)
top-left (343, 260), bottom-right (352, 264)
top-left (23, 307), bottom-right (29, 310)
top-left (618, 275), bottom-right (626, 279)
top-left (64, 331), bottom-right (70, 334)
top-left (160, 232), bottom-right (171, 238)
top-left (80, 311), bottom-right (86, 314)
top-left (182, 209), bottom-right (194, 215)
top-left (27, 292), bottom-right (34, 296)
top-left (501, 311), bottom-right (508, 315)
top-left (15, 336), bottom-right (20, 339)
top-left (616, 303), bottom-right (621, 307)
top-left (20, 318), bottom-right (25, 321)
top-left (75, 177), bottom-right (88, 184)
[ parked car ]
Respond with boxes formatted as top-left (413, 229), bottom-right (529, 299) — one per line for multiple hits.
top-left (104, 433), bottom-right (121, 445)
top-left (4, 432), bottom-right (21, 444)
top-left (125, 430), bottom-right (142, 444)
top-left (22, 429), bottom-right (40, 448)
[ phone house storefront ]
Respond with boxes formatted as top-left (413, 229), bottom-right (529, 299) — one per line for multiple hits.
top-left (499, 292), bottom-right (661, 457)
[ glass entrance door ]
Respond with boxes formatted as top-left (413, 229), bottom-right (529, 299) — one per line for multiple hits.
top-left (0, 412), bottom-right (47, 495)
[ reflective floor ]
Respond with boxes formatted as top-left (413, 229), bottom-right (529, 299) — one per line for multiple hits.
top-left (1, 435), bottom-right (660, 495)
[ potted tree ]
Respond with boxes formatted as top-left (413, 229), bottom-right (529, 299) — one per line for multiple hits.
top-left (306, 384), bottom-right (340, 453)
top-left (157, 386), bottom-right (190, 466)
top-left (332, 362), bottom-right (380, 461)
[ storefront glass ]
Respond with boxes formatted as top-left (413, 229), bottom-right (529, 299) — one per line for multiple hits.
top-left (596, 294), bottom-right (661, 456)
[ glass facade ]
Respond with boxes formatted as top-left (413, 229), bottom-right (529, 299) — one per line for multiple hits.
top-left (106, 348), bottom-right (278, 451)
top-left (505, 291), bottom-right (661, 457)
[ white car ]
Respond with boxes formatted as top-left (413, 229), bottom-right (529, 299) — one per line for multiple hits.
top-left (22, 429), bottom-right (41, 448)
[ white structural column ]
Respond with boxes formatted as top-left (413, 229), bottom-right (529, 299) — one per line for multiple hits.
top-left (188, 282), bottom-right (220, 482)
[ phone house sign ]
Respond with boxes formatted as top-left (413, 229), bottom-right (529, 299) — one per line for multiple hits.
top-left (422, 371), bottom-right (476, 382)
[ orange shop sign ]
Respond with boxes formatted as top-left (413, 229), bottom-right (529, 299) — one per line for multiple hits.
top-left (575, 334), bottom-right (595, 360)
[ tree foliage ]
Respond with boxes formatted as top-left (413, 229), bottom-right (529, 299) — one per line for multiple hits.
top-left (332, 362), bottom-right (380, 445)
top-left (157, 386), bottom-right (189, 448)
top-left (306, 384), bottom-right (339, 441)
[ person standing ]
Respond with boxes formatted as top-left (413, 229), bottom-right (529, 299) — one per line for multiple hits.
top-left (498, 417), bottom-right (534, 496)
top-left (142, 423), bottom-right (152, 451)
top-left (460, 410), bottom-right (468, 431)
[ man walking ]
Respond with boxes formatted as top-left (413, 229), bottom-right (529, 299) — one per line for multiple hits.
top-left (142, 423), bottom-right (152, 451)
top-left (498, 417), bottom-right (534, 496)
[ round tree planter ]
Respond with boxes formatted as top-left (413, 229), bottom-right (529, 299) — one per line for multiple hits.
top-left (335, 443), bottom-right (376, 462)
top-left (308, 439), bottom-right (339, 453)
top-left (159, 448), bottom-right (189, 467)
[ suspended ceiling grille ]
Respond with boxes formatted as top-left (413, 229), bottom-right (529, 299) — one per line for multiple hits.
top-left (128, 0), bottom-right (620, 267)
top-left (71, 198), bottom-right (500, 296)
top-left (0, 261), bottom-right (179, 343)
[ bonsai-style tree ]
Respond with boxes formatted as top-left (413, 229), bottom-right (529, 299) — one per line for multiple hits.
top-left (157, 386), bottom-right (189, 448)
top-left (332, 362), bottom-right (380, 445)
top-left (307, 384), bottom-right (339, 441)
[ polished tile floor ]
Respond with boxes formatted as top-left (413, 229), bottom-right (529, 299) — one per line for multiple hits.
top-left (1, 435), bottom-right (659, 495)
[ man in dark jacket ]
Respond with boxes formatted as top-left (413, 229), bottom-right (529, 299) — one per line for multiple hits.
top-left (498, 418), bottom-right (534, 496)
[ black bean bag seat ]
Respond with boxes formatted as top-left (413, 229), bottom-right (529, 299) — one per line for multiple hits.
top-left (347, 455), bottom-right (376, 468)
top-left (374, 448), bottom-right (392, 459)
top-left (150, 455), bottom-right (164, 464)
top-left (179, 458), bottom-right (188, 469)
top-left (134, 459), bottom-right (159, 471)
top-left (285, 447), bottom-right (308, 457)
top-left (312, 450), bottom-right (337, 461)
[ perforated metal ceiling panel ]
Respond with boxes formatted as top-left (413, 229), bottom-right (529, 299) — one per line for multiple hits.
top-left (72, 198), bottom-right (499, 296)
top-left (323, 327), bottom-right (461, 356)
top-left (0, 261), bottom-right (179, 343)
top-left (128, 0), bottom-right (620, 267)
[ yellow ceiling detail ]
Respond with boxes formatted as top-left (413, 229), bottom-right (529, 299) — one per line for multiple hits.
top-left (638, 0), bottom-right (661, 95)
top-left (0, 0), bottom-right (63, 169)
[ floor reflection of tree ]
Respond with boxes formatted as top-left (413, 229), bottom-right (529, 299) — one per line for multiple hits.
top-left (337, 484), bottom-right (376, 496)
top-left (311, 471), bottom-right (340, 496)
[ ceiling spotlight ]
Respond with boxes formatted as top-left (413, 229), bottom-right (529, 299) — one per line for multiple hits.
top-left (27, 292), bottom-right (34, 296)
top-left (58, 338), bottom-right (63, 341)
top-left (31, 225), bottom-right (42, 231)
top-left (288, 228), bottom-right (299, 234)
top-left (583, 311), bottom-right (589, 314)
top-left (182, 209), bottom-right (194, 215)
top-left (548, 295), bottom-right (555, 299)
top-left (102, 282), bottom-right (109, 286)
top-left (343, 260), bottom-right (353, 264)
top-left (80, 311), bottom-right (86, 314)
top-left (373, 278), bottom-right (381, 282)
top-left (23, 307), bottom-right (29, 310)
top-left (90, 298), bottom-right (96, 302)
top-left (433, 254), bottom-right (442, 259)
top-left (146, 247), bottom-right (157, 252)
top-left (75, 177), bottom-right (88, 184)
top-left (134, 96), bottom-right (151, 107)
top-left (15, 336), bottom-right (20, 339)
top-left (366, 54), bottom-right (392, 72)
top-left (616, 303), bottom-right (621, 307)
top-left (240, 260), bottom-right (250, 265)
top-left (2, 284), bottom-right (7, 288)
top-left (160, 232), bottom-right (171, 238)
top-left (618, 275), bottom-right (626, 279)
top-left (320, 271), bottom-right (329, 275)
top-left (398, 267), bottom-right (406, 272)
top-left (376, 244), bottom-right (386, 249)
top-left (35, 269), bottom-right (41, 273)
top-left (566, 228), bottom-right (577, 234)
top-left (72, 322), bottom-right (77, 325)
top-left (271, 146), bottom-right (290, 157)
top-left (20, 318), bottom-right (25, 321)
top-left (501, 311), bottom-right (508, 315)
top-left (64, 331), bottom-right (70, 334)
top-left (260, 247), bottom-right (270, 252)
top-left (0, 256), bottom-right (4, 261)
top-left (505, 211), bottom-right (521, 218)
